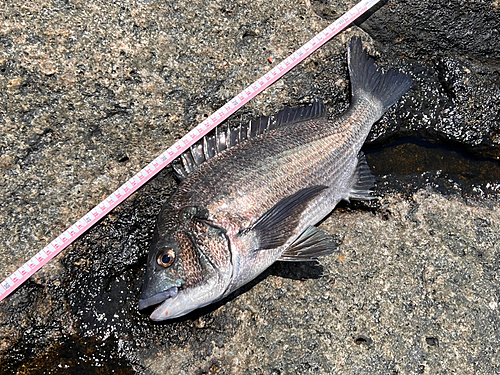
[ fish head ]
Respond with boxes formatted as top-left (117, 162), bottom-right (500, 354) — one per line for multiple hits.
top-left (139, 206), bottom-right (232, 321)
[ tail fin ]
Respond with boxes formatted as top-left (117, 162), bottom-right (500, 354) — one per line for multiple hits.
top-left (348, 37), bottom-right (412, 112)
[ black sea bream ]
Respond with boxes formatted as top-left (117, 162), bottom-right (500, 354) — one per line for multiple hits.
top-left (139, 37), bottom-right (412, 321)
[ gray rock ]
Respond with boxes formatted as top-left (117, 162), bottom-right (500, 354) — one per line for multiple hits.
top-left (1, 0), bottom-right (499, 373)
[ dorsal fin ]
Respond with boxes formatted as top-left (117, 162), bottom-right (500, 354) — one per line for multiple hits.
top-left (270, 100), bottom-right (326, 129)
top-left (172, 100), bottom-right (327, 180)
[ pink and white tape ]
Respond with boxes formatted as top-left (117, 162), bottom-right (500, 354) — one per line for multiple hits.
top-left (0, 0), bottom-right (381, 302)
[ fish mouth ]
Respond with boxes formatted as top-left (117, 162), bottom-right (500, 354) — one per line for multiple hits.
top-left (138, 286), bottom-right (179, 310)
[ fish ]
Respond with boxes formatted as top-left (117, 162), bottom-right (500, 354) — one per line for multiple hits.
top-left (138, 37), bottom-right (412, 321)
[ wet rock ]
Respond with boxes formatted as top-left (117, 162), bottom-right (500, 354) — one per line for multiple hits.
top-left (358, 0), bottom-right (500, 155)
top-left (1, 0), bottom-right (499, 374)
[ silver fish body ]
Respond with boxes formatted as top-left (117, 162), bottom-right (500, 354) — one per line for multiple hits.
top-left (139, 37), bottom-right (412, 321)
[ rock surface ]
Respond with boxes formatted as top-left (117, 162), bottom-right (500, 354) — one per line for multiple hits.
top-left (0, 0), bottom-right (499, 374)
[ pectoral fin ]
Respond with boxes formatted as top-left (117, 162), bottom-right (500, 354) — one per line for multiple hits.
top-left (278, 226), bottom-right (338, 261)
top-left (245, 185), bottom-right (328, 250)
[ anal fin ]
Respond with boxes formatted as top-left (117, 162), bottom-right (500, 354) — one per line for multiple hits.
top-left (348, 152), bottom-right (376, 201)
top-left (278, 226), bottom-right (338, 261)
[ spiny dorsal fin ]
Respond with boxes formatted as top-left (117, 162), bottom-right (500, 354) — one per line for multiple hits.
top-left (172, 100), bottom-right (327, 180)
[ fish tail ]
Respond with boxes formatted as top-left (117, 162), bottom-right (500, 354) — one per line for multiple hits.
top-left (348, 37), bottom-right (412, 113)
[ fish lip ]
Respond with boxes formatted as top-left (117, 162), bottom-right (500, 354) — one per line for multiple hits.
top-left (138, 286), bottom-right (179, 310)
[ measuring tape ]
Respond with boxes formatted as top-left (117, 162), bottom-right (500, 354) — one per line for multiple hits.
top-left (0, 0), bottom-right (381, 303)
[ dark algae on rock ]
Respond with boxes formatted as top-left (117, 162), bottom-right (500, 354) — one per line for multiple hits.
top-left (1, 0), bottom-right (500, 374)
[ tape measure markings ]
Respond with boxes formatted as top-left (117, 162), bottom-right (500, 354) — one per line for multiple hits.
top-left (0, 0), bottom-right (381, 301)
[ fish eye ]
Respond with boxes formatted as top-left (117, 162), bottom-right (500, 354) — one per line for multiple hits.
top-left (157, 249), bottom-right (175, 268)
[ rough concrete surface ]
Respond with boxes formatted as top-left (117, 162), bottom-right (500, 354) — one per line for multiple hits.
top-left (0, 0), bottom-right (499, 374)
